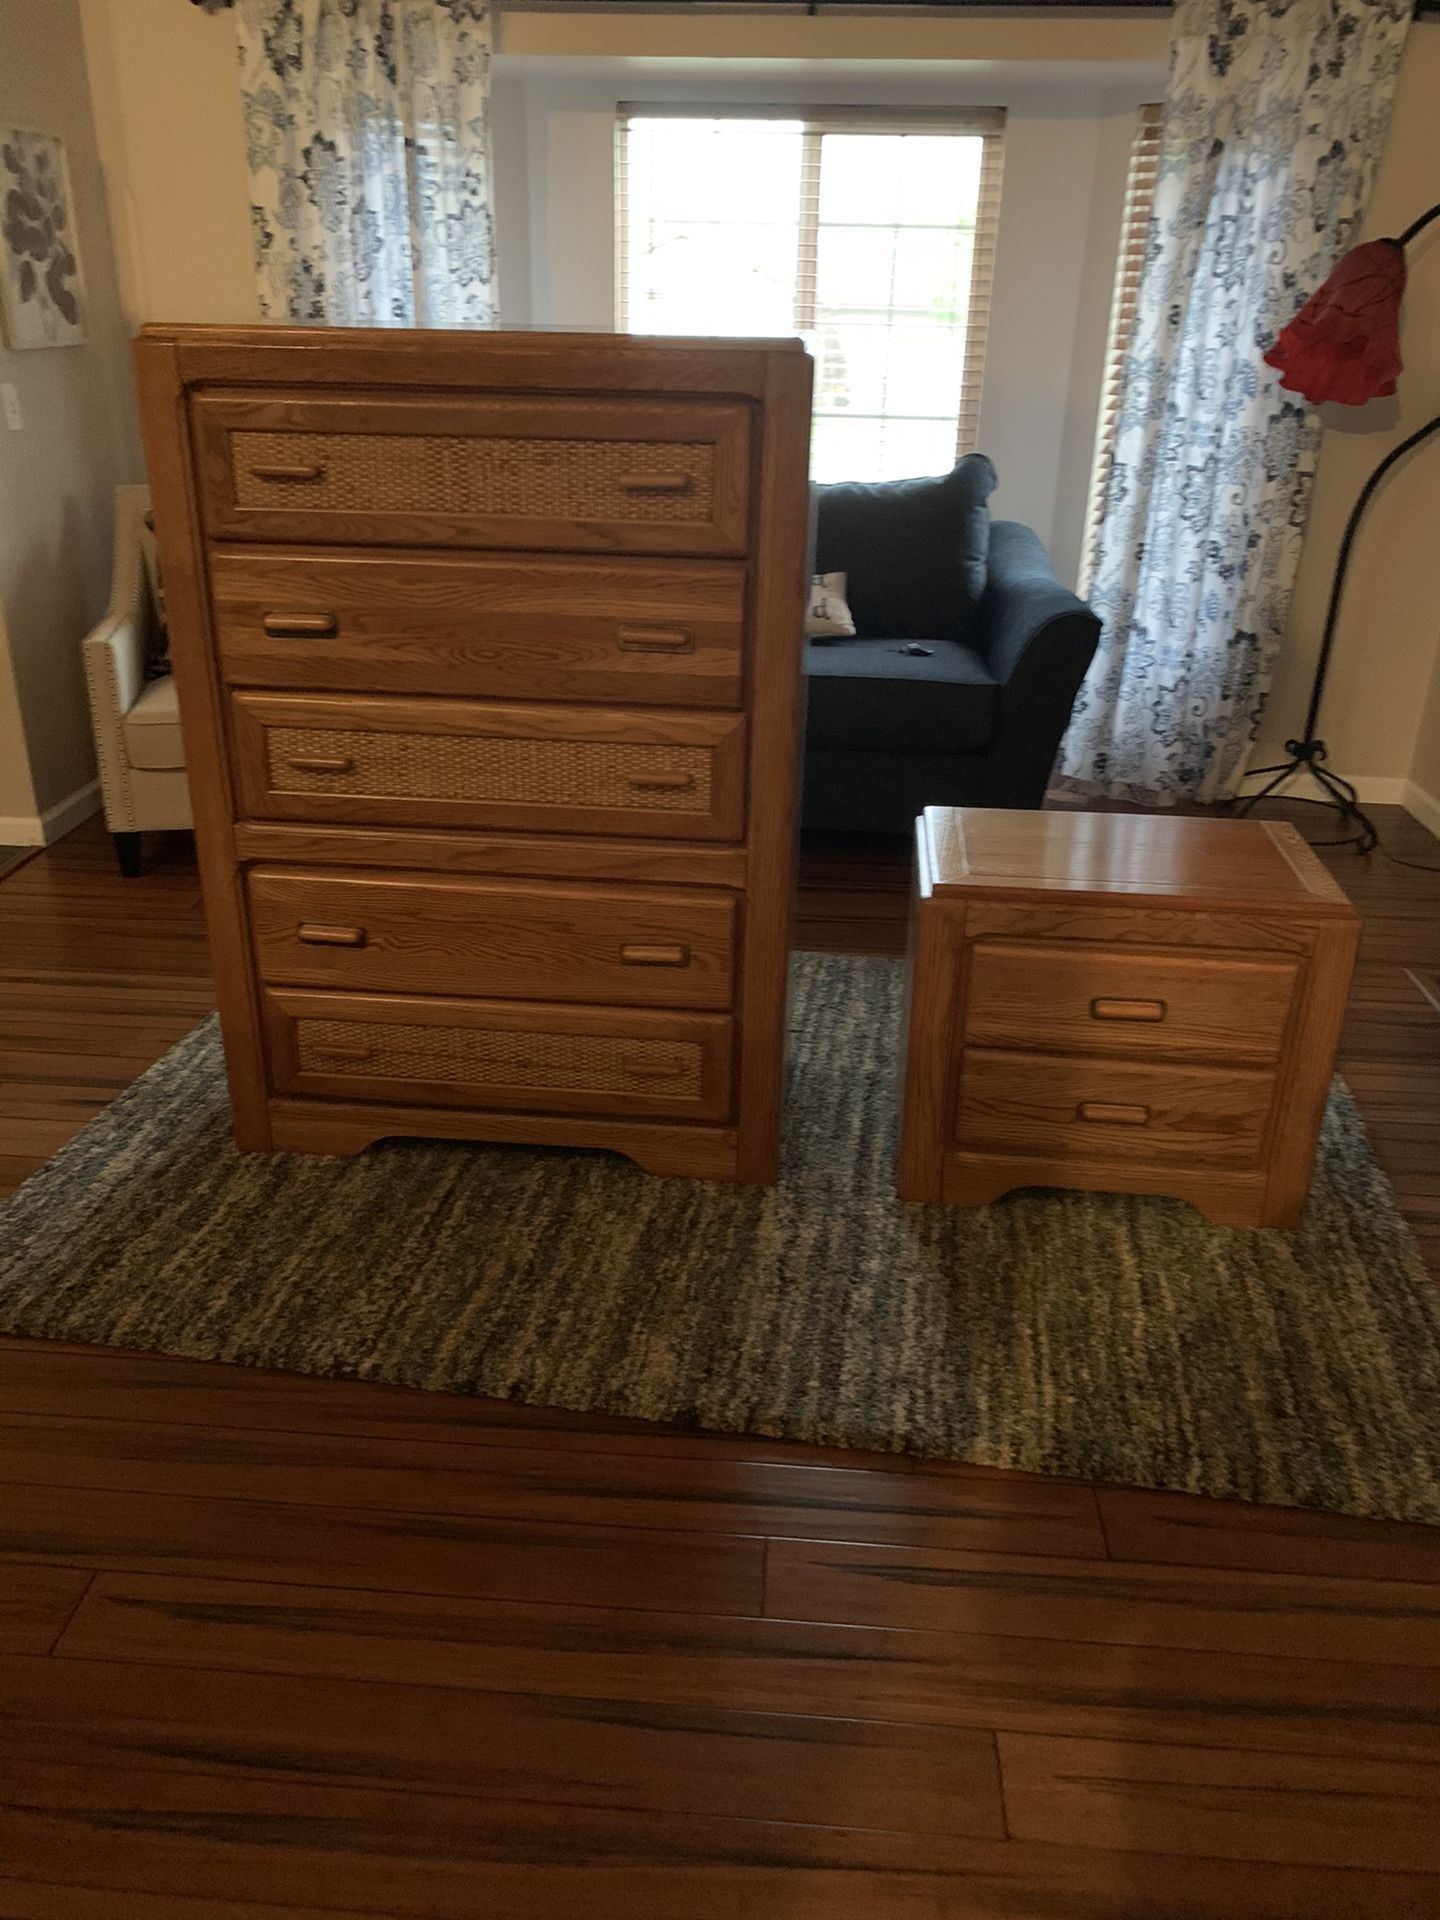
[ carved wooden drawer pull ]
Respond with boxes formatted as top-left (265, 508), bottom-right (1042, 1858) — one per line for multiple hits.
top-left (617, 625), bottom-right (695, 655)
top-left (619, 943), bottom-right (690, 968)
top-left (262, 612), bottom-right (340, 638)
top-left (309, 1042), bottom-right (374, 1062)
top-left (621, 1056), bottom-right (689, 1080)
top-left (297, 923), bottom-right (368, 949)
top-left (248, 463), bottom-right (326, 483)
top-left (626, 771), bottom-right (696, 793)
top-left (1078, 1101), bottom-right (1152, 1127)
top-left (285, 755), bottom-right (355, 775)
top-left (617, 472), bottom-right (693, 495)
top-left (1091, 996), bottom-right (1167, 1024)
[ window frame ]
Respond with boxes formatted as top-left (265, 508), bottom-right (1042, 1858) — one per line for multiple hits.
top-left (615, 103), bottom-right (1007, 472)
top-left (1079, 102), bottom-right (1163, 595)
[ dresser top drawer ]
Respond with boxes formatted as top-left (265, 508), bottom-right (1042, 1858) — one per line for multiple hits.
top-left (192, 392), bottom-right (753, 557)
top-left (964, 941), bottom-right (1300, 1066)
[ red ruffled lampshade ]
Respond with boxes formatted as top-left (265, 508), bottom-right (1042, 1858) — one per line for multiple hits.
top-left (1264, 239), bottom-right (1407, 407)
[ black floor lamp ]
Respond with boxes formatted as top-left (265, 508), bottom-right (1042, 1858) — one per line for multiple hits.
top-left (1239, 204), bottom-right (1440, 852)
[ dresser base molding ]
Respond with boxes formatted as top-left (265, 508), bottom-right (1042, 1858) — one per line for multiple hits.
top-left (263, 1098), bottom-right (743, 1180)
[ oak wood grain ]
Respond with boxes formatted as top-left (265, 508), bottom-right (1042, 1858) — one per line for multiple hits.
top-left (212, 547), bottom-right (748, 706)
top-left (247, 866), bottom-right (737, 1009)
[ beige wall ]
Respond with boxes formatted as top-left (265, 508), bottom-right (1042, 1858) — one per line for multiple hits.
top-left (0, 0), bottom-right (140, 837)
top-left (78, 0), bottom-right (255, 328)
top-left (1255, 29), bottom-right (1440, 800)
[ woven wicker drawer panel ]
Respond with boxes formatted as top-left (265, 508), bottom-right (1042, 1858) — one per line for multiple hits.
top-left (296, 1016), bottom-right (704, 1100)
top-left (267, 725), bottom-right (713, 813)
top-left (232, 430), bottom-right (716, 524)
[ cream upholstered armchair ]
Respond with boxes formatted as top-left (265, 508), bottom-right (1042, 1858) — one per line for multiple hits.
top-left (82, 485), bottom-right (192, 873)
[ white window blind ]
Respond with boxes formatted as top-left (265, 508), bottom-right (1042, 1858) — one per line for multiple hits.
top-left (1079, 102), bottom-right (1163, 594)
top-left (616, 106), bottom-right (1006, 483)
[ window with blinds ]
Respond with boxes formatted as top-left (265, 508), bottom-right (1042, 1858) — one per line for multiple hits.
top-left (616, 106), bottom-right (1005, 483)
top-left (1079, 102), bottom-right (1163, 593)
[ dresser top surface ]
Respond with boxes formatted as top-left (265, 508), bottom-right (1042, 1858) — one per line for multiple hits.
top-left (918, 806), bottom-right (1357, 917)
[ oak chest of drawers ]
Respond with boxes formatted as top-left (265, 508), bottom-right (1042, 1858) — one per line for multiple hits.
top-left (136, 326), bottom-right (813, 1181)
top-left (896, 807), bottom-right (1361, 1227)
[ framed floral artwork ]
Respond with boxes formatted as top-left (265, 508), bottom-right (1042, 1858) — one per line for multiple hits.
top-left (1, 129), bottom-right (87, 349)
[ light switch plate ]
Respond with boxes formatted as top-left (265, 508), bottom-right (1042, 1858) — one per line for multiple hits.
top-left (0, 383), bottom-right (22, 432)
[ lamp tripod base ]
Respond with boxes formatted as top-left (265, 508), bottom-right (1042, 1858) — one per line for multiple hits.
top-left (1235, 740), bottom-right (1378, 853)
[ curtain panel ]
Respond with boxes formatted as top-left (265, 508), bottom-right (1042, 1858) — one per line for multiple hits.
top-left (1059, 0), bottom-right (1412, 805)
top-left (235, 0), bottom-right (497, 328)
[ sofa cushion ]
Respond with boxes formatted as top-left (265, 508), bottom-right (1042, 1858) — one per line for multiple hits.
top-left (812, 455), bottom-right (998, 646)
top-left (805, 636), bottom-right (1000, 755)
top-left (122, 674), bottom-right (185, 771)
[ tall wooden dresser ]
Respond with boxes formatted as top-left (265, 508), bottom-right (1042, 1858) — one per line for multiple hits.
top-left (136, 326), bottom-right (813, 1182)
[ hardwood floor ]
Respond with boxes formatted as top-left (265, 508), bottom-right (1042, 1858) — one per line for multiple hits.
top-left (0, 806), bottom-right (1438, 1915)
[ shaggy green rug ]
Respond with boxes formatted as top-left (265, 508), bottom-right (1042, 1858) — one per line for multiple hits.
top-left (2, 953), bottom-right (1438, 1523)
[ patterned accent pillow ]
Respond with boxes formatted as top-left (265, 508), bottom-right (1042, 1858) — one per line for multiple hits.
top-left (806, 572), bottom-right (856, 643)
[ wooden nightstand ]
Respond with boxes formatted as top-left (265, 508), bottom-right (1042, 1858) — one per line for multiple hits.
top-left (896, 807), bottom-right (1361, 1228)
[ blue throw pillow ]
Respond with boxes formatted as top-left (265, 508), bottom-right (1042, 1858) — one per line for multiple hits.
top-left (812, 455), bottom-right (998, 644)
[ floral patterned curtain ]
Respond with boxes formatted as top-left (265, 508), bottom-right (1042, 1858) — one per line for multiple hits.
top-left (235, 0), bottom-right (497, 327)
top-left (1058, 0), bottom-right (1411, 806)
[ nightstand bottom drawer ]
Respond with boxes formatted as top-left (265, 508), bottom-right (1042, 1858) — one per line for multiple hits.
top-left (955, 1050), bottom-right (1275, 1172)
top-left (264, 988), bottom-right (733, 1122)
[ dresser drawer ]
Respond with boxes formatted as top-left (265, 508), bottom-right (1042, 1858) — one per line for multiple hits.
top-left (192, 393), bottom-right (752, 556)
top-left (211, 550), bottom-right (748, 707)
top-left (263, 988), bottom-right (734, 1121)
top-left (248, 868), bottom-right (736, 1010)
top-left (231, 693), bottom-right (746, 841)
top-left (964, 941), bottom-right (1299, 1065)
top-left (954, 1048), bottom-right (1275, 1171)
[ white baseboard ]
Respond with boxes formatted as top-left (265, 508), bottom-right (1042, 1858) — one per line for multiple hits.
top-left (0, 779), bottom-right (100, 848)
top-left (1402, 779), bottom-right (1440, 841)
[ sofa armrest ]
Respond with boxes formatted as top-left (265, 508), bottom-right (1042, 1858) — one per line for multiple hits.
top-left (82, 607), bottom-right (151, 834)
top-left (975, 521), bottom-right (1101, 808)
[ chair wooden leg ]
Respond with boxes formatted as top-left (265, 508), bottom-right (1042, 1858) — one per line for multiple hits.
top-left (113, 832), bottom-right (143, 877)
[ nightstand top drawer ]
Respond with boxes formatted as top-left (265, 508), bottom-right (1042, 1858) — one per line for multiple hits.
top-left (192, 391), bottom-right (752, 556)
top-left (248, 867), bottom-right (736, 1010)
top-left (210, 548), bottom-right (747, 708)
top-left (964, 941), bottom-right (1299, 1065)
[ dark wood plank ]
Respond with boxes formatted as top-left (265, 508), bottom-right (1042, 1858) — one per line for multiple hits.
top-left (0, 1888), bottom-right (367, 1920)
top-left (765, 1536), bottom-right (1440, 1664)
top-left (1098, 1486), bottom-right (1440, 1582)
top-left (58, 1572), bottom-right (1440, 1765)
top-left (998, 1729), bottom-right (1440, 1872)
top-left (0, 1340), bottom-right (911, 1472)
top-left (0, 1759), bottom-right (1430, 1920)
top-left (0, 1482), bottom-right (762, 1616)
top-left (0, 1565), bottom-right (91, 1655)
top-left (0, 1650), bottom-right (1004, 1841)
top-left (0, 1411), bottom-right (1106, 1557)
